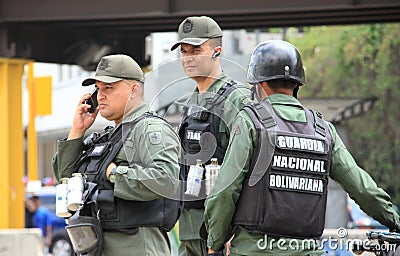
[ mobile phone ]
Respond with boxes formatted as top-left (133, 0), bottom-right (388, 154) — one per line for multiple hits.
top-left (85, 89), bottom-right (98, 113)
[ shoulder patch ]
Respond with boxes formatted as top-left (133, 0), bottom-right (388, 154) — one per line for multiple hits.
top-left (147, 131), bottom-right (162, 145)
top-left (242, 97), bottom-right (252, 105)
top-left (232, 124), bottom-right (241, 135)
top-left (229, 124), bottom-right (241, 144)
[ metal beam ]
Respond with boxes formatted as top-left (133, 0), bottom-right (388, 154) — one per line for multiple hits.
top-left (1, 0), bottom-right (400, 68)
top-left (1, 0), bottom-right (400, 23)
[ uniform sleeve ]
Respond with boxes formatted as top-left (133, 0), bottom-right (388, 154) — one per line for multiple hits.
top-left (328, 122), bottom-right (400, 230)
top-left (204, 111), bottom-right (256, 251)
top-left (113, 119), bottom-right (181, 201)
top-left (52, 137), bottom-right (84, 182)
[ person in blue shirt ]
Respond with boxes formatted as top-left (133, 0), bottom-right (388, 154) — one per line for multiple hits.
top-left (26, 195), bottom-right (53, 250)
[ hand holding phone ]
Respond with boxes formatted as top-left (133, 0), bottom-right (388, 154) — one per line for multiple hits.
top-left (84, 89), bottom-right (98, 113)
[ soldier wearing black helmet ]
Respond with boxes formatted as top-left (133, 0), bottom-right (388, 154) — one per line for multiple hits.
top-left (204, 40), bottom-right (400, 255)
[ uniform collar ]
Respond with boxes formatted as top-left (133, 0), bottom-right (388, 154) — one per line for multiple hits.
top-left (264, 93), bottom-right (303, 107)
top-left (104, 103), bottom-right (148, 137)
top-left (191, 73), bottom-right (229, 102)
top-left (121, 102), bottom-right (148, 124)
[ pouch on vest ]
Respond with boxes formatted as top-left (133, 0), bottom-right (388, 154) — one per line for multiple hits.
top-left (80, 141), bottom-right (113, 183)
top-left (187, 104), bottom-right (209, 121)
top-left (97, 189), bottom-right (116, 217)
top-left (184, 123), bottom-right (217, 162)
top-left (66, 215), bottom-right (104, 256)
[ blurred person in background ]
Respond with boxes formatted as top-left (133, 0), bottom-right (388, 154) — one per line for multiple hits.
top-left (26, 195), bottom-right (52, 253)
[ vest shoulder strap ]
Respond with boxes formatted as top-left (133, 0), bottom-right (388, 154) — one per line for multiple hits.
top-left (308, 109), bottom-right (326, 138)
top-left (204, 79), bottom-right (250, 109)
top-left (242, 102), bottom-right (276, 185)
top-left (102, 111), bottom-right (163, 169)
top-left (243, 101), bottom-right (276, 129)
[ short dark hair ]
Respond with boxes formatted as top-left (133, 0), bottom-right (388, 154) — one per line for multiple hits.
top-left (267, 79), bottom-right (298, 90)
top-left (208, 37), bottom-right (222, 49)
top-left (125, 79), bottom-right (144, 97)
top-left (31, 195), bottom-right (40, 201)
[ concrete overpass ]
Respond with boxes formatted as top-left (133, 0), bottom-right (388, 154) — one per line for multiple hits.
top-left (1, 0), bottom-right (400, 70)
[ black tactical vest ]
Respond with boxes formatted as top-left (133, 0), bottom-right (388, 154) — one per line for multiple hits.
top-left (76, 112), bottom-right (181, 233)
top-left (178, 80), bottom-right (248, 209)
top-left (232, 101), bottom-right (333, 239)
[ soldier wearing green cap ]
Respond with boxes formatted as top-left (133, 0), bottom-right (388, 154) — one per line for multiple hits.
top-left (52, 54), bottom-right (181, 256)
top-left (171, 16), bottom-right (252, 256)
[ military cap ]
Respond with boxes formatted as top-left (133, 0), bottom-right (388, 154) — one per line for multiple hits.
top-left (82, 54), bottom-right (144, 86)
top-left (170, 16), bottom-right (223, 51)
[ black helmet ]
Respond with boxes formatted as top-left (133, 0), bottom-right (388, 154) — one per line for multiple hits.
top-left (246, 40), bottom-right (305, 86)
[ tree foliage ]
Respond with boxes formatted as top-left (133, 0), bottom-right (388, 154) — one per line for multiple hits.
top-left (287, 24), bottom-right (400, 206)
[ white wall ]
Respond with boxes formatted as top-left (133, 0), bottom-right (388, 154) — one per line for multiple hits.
top-left (24, 63), bottom-right (113, 140)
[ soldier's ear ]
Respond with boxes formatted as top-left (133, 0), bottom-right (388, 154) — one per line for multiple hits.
top-left (130, 82), bottom-right (142, 99)
top-left (130, 83), bottom-right (138, 93)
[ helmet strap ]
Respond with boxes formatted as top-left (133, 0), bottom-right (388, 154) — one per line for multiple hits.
top-left (293, 85), bottom-right (299, 98)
